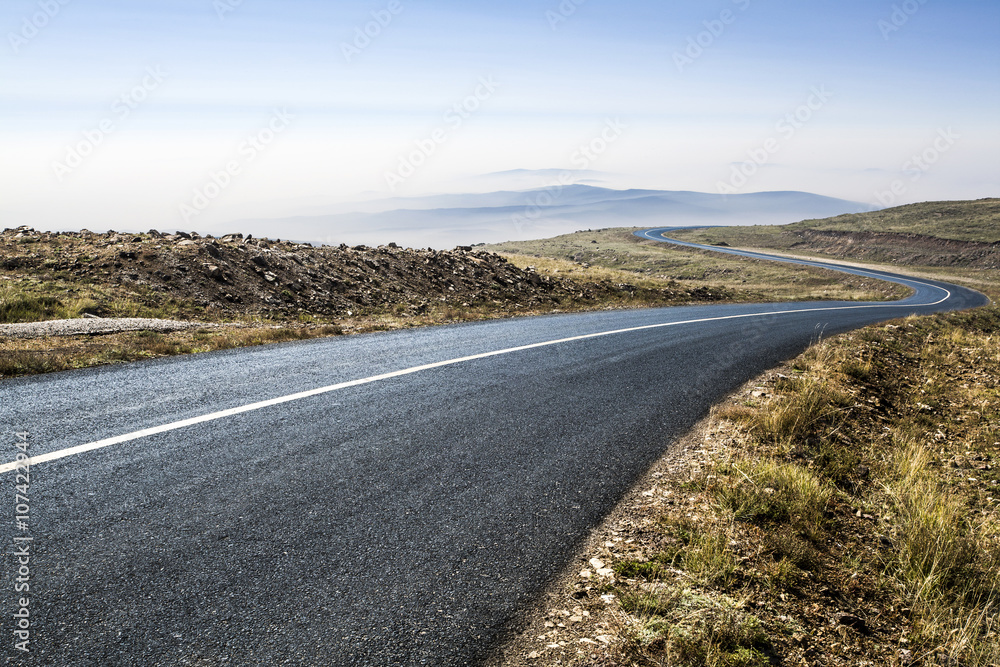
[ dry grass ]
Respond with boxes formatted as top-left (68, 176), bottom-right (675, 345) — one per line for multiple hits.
top-left (0, 325), bottom-right (343, 378)
top-left (715, 458), bottom-right (832, 541)
top-left (0, 283), bottom-right (99, 323)
top-left (885, 435), bottom-right (1000, 665)
top-left (0, 278), bottom-right (206, 325)
top-left (708, 308), bottom-right (1000, 665)
top-left (719, 374), bottom-right (852, 447)
top-left (615, 590), bottom-right (771, 667)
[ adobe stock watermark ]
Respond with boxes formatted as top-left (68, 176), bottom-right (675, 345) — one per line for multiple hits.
top-left (8, 0), bottom-right (72, 54)
top-left (717, 85), bottom-right (833, 195)
top-left (341, 0), bottom-right (404, 63)
top-left (214, 0), bottom-right (246, 21)
top-left (511, 117), bottom-right (627, 235)
top-left (179, 108), bottom-right (294, 223)
top-left (873, 127), bottom-right (958, 208)
top-left (51, 66), bottom-right (168, 183)
top-left (878, 0), bottom-right (929, 40)
top-left (546, 0), bottom-right (586, 31)
top-left (384, 76), bottom-right (498, 192)
top-left (674, 0), bottom-right (751, 73)
top-left (12, 431), bottom-right (33, 654)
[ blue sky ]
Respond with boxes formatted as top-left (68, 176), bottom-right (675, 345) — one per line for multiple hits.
top-left (2, 0), bottom-right (998, 235)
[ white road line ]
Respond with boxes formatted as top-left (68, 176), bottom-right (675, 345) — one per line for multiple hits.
top-left (0, 292), bottom-right (949, 475)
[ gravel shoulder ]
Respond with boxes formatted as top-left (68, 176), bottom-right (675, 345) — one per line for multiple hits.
top-left (0, 317), bottom-right (217, 339)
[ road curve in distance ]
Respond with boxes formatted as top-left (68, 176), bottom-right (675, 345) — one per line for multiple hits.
top-left (635, 226), bottom-right (991, 312)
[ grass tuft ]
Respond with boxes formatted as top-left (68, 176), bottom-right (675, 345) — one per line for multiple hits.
top-left (885, 435), bottom-right (1000, 661)
top-left (714, 458), bottom-right (831, 540)
top-left (615, 590), bottom-right (771, 667)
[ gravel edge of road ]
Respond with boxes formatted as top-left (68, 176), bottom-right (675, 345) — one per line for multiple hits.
top-left (0, 318), bottom-right (219, 339)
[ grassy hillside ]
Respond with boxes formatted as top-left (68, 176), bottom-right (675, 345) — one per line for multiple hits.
top-left (795, 198), bottom-right (1000, 242)
top-left (668, 198), bottom-right (1000, 248)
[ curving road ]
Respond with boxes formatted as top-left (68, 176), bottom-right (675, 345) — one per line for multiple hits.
top-left (0, 232), bottom-right (988, 665)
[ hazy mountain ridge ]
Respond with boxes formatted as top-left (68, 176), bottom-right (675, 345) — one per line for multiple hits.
top-left (225, 186), bottom-right (870, 249)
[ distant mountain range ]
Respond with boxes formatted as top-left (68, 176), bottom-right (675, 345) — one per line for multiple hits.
top-left (452, 169), bottom-right (619, 192)
top-left (225, 185), bottom-right (873, 249)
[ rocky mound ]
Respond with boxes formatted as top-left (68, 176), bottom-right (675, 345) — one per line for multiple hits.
top-left (1, 227), bottom-right (720, 321)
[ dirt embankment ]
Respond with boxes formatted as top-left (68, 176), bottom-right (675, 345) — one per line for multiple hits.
top-left (1, 227), bottom-right (726, 323)
top-left (786, 230), bottom-right (1000, 270)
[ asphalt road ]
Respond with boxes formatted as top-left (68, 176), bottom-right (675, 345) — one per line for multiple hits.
top-left (0, 234), bottom-right (988, 665)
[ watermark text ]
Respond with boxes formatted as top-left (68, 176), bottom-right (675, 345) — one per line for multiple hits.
top-left (341, 0), bottom-right (404, 63)
top-left (8, 0), bottom-right (72, 54)
top-left (717, 85), bottom-right (833, 194)
top-left (384, 77), bottom-right (498, 192)
top-left (674, 0), bottom-right (751, 73)
top-left (52, 66), bottom-right (168, 183)
top-left (180, 108), bottom-right (293, 222)
top-left (12, 432), bottom-right (32, 653)
top-left (546, 0), bottom-right (587, 30)
top-left (873, 127), bottom-right (958, 208)
top-left (878, 0), bottom-right (929, 40)
top-left (511, 117), bottom-right (627, 234)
